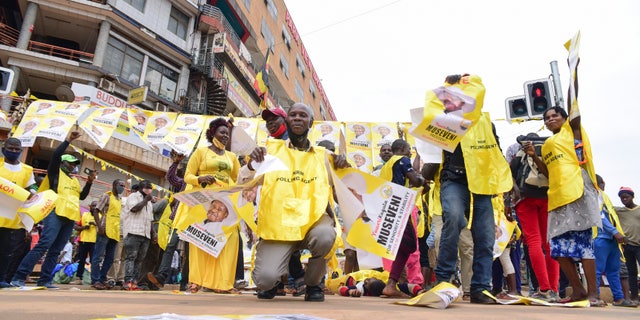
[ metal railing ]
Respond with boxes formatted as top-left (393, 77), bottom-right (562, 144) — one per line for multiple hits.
top-left (0, 22), bottom-right (94, 62)
top-left (200, 4), bottom-right (242, 50)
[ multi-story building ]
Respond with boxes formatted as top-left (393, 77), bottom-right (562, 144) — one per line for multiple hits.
top-left (0, 0), bottom-right (336, 198)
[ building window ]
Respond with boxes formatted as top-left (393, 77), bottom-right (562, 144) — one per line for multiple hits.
top-left (145, 59), bottom-right (179, 101)
top-left (279, 53), bottom-right (289, 79)
top-left (296, 53), bottom-right (306, 78)
top-left (123, 0), bottom-right (145, 12)
top-left (309, 80), bottom-right (316, 99)
top-left (265, 0), bottom-right (278, 21)
top-left (243, 0), bottom-right (251, 11)
top-left (168, 7), bottom-right (189, 40)
top-left (260, 19), bottom-right (275, 52)
top-left (294, 79), bottom-right (304, 102)
top-left (104, 37), bottom-right (144, 84)
top-left (319, 102), bottom-right (327, 120)
top-left (281, 25), bottom-right (291, 50)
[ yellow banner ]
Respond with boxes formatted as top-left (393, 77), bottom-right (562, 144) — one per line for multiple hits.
top-left (37, 102), bottom-right (88, 142)
top-left (162, 114), bottom-right (206, 156)
top-left (79, 106), bottom-right (125, 148)
top-left (127, 109), bottom-right (154, 139)
top-left (345, 122), bottom-right (372, 150)
top-left (345, 147), bottom-right (374, 174)
top-left (144, 111), bottom-right (177, 146)
top-left (310, 121), bottom-right (341, 151)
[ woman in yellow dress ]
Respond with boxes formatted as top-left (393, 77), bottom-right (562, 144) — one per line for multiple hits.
top-left (173, 117), bottom-right (240, 293)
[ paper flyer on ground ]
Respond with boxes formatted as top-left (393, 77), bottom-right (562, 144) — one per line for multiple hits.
top-left (396, 282), bottom-right (460, 309)
top-left (484, 291), bottom-right (590, 307)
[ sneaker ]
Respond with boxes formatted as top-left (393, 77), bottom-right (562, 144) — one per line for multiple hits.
top-left (69, 279), bottom-right (84, 285)
top-left (40, 283), bottom-right (59, 290)
top-left (469, 292), bottom-right (495, 304)
top-left (304, 285), bottom-right (325, 302)
top-left (530, 290), bottom-right (558, 302)
top-left (104, 282), bottom-right (114, 290)
top-left (257, 286), bottom-right (278, 299)
top-left (122, 281), bottom-right (141, 291)
top-left (9, 280), bottom-right (25, 288)
top-left (0, 281), bottom-right (11, 288)
top-left (147, 272), bottom-right (164, 289)
top-left (234, 279), bottom-right (248, 289)
top-left (92, 282), bottom-right (107, 290)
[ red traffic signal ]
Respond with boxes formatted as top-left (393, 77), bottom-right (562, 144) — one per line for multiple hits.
top-left (523, 79), bottom-right (554, 118)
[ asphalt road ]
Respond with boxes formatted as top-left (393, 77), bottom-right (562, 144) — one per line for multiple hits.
top-left (0, 284), bottom-right (638, 320)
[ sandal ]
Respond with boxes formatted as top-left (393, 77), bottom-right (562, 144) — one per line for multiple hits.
top-left (612, 299), bottom-right (636, 308)
top-left (589, 299), bottom-right (607, 307)
top-left (187, 283), bottom-right (201, 294)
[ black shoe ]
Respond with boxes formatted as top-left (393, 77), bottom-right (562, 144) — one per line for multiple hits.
top-left (304, 285), bottom-right (324, 302)
top-left (470, 292), bottom-right (495, 304)
top-left (257, 286), bottom-right (278, 299)
top-left (147, 272), bottom-right (165, 289)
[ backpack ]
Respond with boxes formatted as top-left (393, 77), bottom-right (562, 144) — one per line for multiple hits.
top-left (514, 149), bottom-right (548, 189)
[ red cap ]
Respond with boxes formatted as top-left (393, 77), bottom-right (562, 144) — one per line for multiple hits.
top-left (261, 107), bottom-right (287, 120)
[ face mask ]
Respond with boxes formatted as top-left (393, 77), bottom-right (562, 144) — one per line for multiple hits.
top-left (71, 166), bottom-right (79, 174)
top-left (115, 186), bottom-right (125, 195)
top-left (212, 137), bottom-right (226, 150)
top-left (2, 149), bottom-right (22, 162)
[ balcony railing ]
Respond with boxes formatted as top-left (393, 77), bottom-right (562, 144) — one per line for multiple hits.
top-left (201, 4), bottom-right (242, 50)
top-left (0, 22), bottom-right (94, 62)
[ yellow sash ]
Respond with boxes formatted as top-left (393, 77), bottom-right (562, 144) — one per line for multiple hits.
top-left (542, 121), bottom-right (596, 211)
top-left (0, 160), bottom-right (34, 229)
top-left (257, 139), bottom-right (330, 241)
top-left (79, 211), bottom-right (97, 243)
top-left (157, 197), bottom-right (173, 250)
top-left (40, 169), bottom-right (81, 221)
top-left (379, 155), bottom-right (404, 185)
top-left (460, 113), bottom-right (513, 195)
top-left (603, 193), bottom-right (626, 262)
top-left (104, 192), bottom-right (121, 241)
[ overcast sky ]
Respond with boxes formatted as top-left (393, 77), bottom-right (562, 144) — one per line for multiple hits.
top-left (285, 0), bottom-right (640, 205)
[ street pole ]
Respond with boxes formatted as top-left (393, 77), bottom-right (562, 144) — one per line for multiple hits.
top-left (549, 61), bottom-right (564, 109)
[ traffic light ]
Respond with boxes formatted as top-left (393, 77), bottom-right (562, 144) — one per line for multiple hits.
top-left (0, 66), bottom-right (15, 94)
top-left (523, 78), bottom-right (553, 118)
top-left (505, 95), bottom-right (528, 121)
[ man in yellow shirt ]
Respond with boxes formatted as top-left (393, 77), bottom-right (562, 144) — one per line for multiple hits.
top-left (11, 131), bottom-right (96, 289)
top-left (0, 138), bottom-right (38, 288)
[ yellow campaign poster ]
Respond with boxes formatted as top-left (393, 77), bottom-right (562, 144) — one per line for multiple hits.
top-left (371, 122), bottom-right (398, 148)
top-left (80, 106), bottom-right (125, 148)
top-left (310, 121), bottom-right (341, 151)
top-left (345, 122), bottom-right (372, 150)
top-left (144, 111), bottom-right (177, 146)
top-left (162, 114), bottom-right (206, 156)
top-left (410, 74), bottom-right (485, 152)
top-left (334, 168), bottom-right (417, 260)
top-left (24, 100), bottom-right (57, 117)
top-left (127, 109), bottom-right (154, 139)
top-left (37, 102), bottom-right (84, 142)
top-left (234, 117), bottom-right (259, 142)
top-left (255, 119), bottom-right (269, 147)
top-left (346, 147), bottom-right (374, 174)
top-left (13, 114), bottom-right (40, 147)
